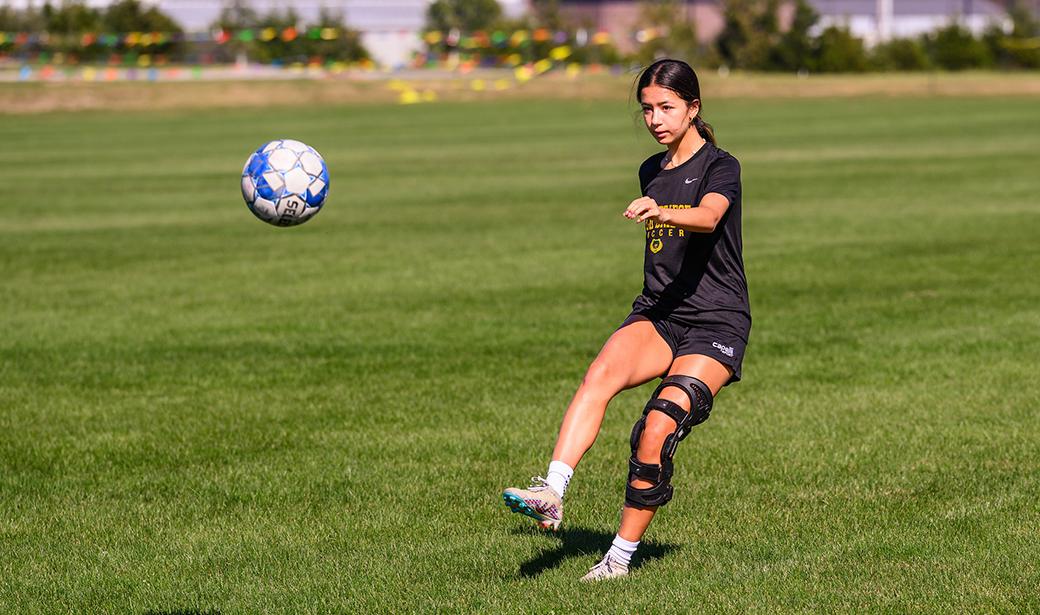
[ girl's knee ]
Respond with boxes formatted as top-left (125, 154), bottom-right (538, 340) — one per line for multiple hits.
top-left (635, 414), bottom-right (675, 464)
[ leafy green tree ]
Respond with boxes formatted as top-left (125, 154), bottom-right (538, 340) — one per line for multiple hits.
top-left (0, 4), bottom-right (45, 56)
top-left (772, 0), bottom-right (818, 70)
top-left (99, 0), bottom-right (183, 60)
top-left (101, 0), bottom-right (181, 33)
top-left (715, 0), bottom-right (753, 68)
top-left (214, 0), bottom-right (261, 30)
top-left (871, 37), bottom-right (931, 70)
top-left (38, 2), bottom-right (103, 59)
top-left (1007, 0), bottom-right (1039, 40)
top-left (210, 4), bottom-right (368, 65)
top-left (241, 8), bottom-right (302, 63)
top-left (211, 0), bottom-right (261, 62)
top-left (983, 0), bottom-right (1040, 68)
top-left (715, 0), bottom-right (781, 69)
top-left (298, 9), bottom-right (370, 64)
top-left (924, 22), bottom-right (993, 69)
top-left (43, 1), bottom-right (102, 34)
top-left (426, 0), bottom-right (502, 32)
top-left (814, 25), bottom-right (869, 72)
top-left (633, 0), bottom-right (708, 66)
top-left (0, 4), bottom-right (46, 31)
top-left (5, 0), bottom-right (185, 60)
top-left (0, 5), bottom-right (16, 30)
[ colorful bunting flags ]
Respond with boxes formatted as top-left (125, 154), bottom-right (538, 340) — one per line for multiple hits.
top-left (0, 26), bottom-right (625, 52)
top-left (0, 25), bottom-right (629, 85)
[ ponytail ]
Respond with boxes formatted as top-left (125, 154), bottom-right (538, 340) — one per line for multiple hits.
top-left (694, 115), bottom-right (717, 145)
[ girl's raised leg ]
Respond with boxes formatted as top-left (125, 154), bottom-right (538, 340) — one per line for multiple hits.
top-left (551, 317), bottom-right (674, 468)
top-left (503, 318), bottom-right (672, 530)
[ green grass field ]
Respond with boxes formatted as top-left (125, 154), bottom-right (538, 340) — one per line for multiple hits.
top-left (2, 88), bottom-right (1039, 613)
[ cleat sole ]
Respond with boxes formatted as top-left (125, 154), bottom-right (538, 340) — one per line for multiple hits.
top-left (502, 492), bottom-right (561, 531)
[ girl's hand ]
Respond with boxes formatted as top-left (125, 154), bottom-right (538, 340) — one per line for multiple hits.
top-left (624, 197), bottom-right (670, 224)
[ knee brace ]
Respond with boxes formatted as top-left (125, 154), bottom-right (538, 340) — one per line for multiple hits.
top-left (625, 375), bottom-right (713, 508)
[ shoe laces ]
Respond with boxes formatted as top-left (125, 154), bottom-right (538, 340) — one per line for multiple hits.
top-left (527, 476), bottom-right (550, 491)
top-left (590, 554), bottom-right (626, 575)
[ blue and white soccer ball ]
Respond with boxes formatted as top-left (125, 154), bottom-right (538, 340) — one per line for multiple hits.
top-left (241, 139), bottom-right (329, 226)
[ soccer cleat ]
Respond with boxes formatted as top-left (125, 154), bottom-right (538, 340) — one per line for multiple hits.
top-left (502, 476), bottom-right (563, 531)
top-left (580, 554), bottom-right (630, 581)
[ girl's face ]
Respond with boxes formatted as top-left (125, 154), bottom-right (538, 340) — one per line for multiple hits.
top-left (640, 84), bottom-right (699, 146)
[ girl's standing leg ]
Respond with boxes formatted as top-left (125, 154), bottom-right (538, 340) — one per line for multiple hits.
top-left (582, 354), bottom-right (731, 580)
top-left (618, 354), bottom-right (731, 540)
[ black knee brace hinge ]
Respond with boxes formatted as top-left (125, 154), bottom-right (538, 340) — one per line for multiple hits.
top-left (625, 375), bottom-right (713, 508)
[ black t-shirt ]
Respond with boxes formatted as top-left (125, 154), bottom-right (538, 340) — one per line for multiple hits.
top-left (630, 142), bottom-right (751, 338)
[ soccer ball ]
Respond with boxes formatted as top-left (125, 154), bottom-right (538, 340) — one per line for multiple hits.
top-left (241, 139), bottom-right (329, 226)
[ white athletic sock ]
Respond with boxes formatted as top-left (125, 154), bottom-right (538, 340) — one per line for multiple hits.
top-left (606, 535), bottom-right (639, 567)
top-left (545, 460), bottom-right (574, 498)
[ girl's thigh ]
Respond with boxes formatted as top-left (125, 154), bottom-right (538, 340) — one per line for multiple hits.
top-left (668, 353), bottom-right (732, 396)
top-left (586, 317), bottom-right (674, 393)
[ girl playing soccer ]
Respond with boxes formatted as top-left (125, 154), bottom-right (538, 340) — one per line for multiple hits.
top-left (502, 59), bottom-right (750, 581)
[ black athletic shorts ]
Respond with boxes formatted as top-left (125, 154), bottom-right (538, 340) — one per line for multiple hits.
top-left (623, 311), bottom-right (749, 385)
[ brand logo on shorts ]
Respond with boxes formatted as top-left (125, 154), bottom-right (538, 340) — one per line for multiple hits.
top-left (712, 341), bottom-right (734, 357)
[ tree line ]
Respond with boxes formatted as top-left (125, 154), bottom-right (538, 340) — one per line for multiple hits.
top-left (1, 0), bottom-right (1037, 70)
top-left (0, 0), bottom-right (369, 64)
top-left (704, 0), bottom-right (1038, 70)
top-left (426, 0), bottom-right (1040, 71)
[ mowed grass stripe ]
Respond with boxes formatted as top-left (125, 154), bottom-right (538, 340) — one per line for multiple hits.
top-left (1, 94), bottom-right (1038, 613)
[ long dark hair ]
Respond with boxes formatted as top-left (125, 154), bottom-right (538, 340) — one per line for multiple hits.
top-left (636, 59), bottom-right (717, 145)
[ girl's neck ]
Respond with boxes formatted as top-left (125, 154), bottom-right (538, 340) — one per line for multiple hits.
top-left (666, 130), bottom-right (707, 168)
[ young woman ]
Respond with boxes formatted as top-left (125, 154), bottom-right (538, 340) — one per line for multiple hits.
top-left (502, 59), bottom-right (750, 581)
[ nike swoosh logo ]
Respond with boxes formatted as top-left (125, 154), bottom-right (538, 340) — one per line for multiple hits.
top-left (684, 177), bottom-right (699, 184)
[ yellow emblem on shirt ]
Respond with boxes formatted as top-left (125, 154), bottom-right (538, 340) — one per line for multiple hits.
top-left (646, 204), bottom-right (690, 253)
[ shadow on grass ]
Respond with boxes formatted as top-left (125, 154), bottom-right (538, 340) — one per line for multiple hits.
top-left (512, 525), bottom-right (678, 578)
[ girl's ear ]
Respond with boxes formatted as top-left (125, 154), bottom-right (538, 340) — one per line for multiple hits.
top-left (688, 99), bottom-right (701, 122)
